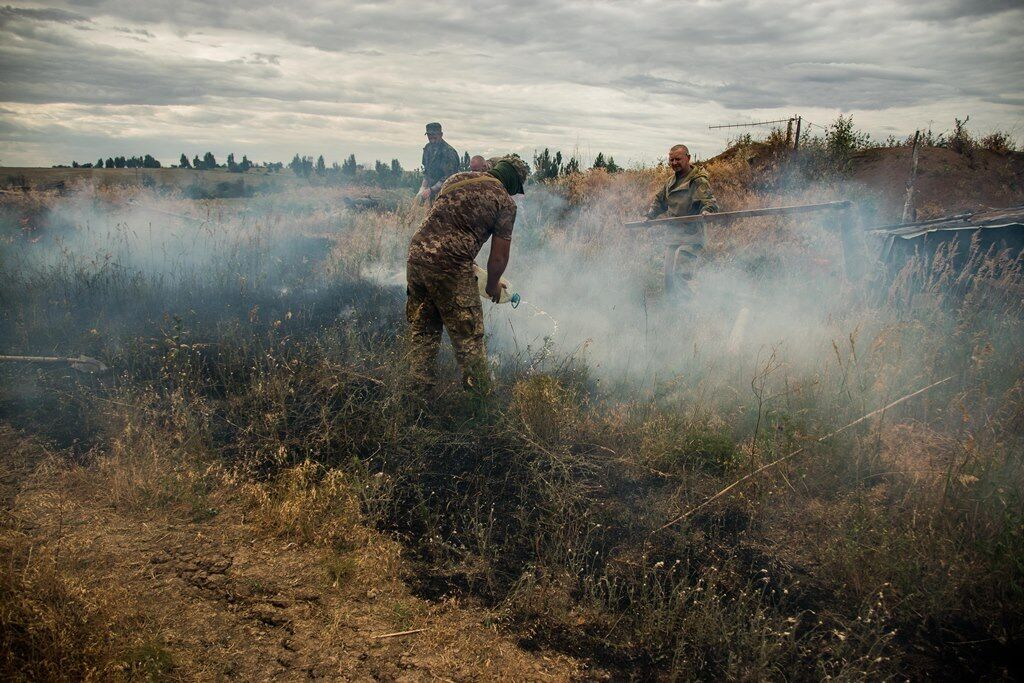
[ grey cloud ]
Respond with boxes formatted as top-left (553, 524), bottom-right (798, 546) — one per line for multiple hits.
top-left (0, 25), bottom-right (316, 105)
top-left (0, 5), bottom-right (89, 26)
top-left (250, 52), bottom-right (279, 65)
top-left (113, 26), bottom-right (155, 38)
top-left (0, 0), bottom-right (1021, 166)
top-left (915, 0), bottom-right (1021, 20)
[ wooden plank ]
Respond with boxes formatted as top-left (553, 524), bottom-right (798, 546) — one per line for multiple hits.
top-left (624, 200), bottom-right (851, 229)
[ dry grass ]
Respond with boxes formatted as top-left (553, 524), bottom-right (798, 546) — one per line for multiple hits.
top-left (1, 143), bottom-right (1023, 678)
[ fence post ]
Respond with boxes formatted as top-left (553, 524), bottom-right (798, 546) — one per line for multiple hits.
top-left (663, 244), bottom-right (676, 293)
top-left (901, 130), bottom-right (921, 224)
top-left (839, 205), bottom-right (866, 282)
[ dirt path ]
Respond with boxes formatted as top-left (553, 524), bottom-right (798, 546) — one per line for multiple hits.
top-left (1, 427), bottom-right (595, 681)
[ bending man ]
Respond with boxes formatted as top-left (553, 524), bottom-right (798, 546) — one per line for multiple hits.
top-left (406, 156), bottom-right (530, 390)
top-left (646, 144), bottom-right (719, 297)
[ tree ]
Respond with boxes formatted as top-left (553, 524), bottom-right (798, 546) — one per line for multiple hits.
top-left (179, 153), bottom-right (190, 169)
top-left (192, 155), bottom-right (201, 169)
top-left (341, 154), bottom-right (357, 176)
top-left (825, 115), bottom-right (871, 170)
top-left (202, 152), bottom-right (217, 170)
top-left (316, 155), bottom-right (326, 176)
top-left (289, 154), bottom-right (314, 177)
top-left (142, 154), bottom-right (161, 168)
top-left (239, 155), bottom-right (252, 172)
top-left (592, 152), bottom-right (606, 169)
top-left (533, 148), bottom-right (563, 180)
top-left (105, 158), bottom-right (114, 169)
top-left (227, 152), bottom-right (239, 172)
top-left (375, 159), bottom-right (390, 185)
top-left (606, 156), bottom-right (620, 173)
top-left (95, 158), bottom-right (104, 169)
top-left (563, 155), bottom-right (581, 175)
top-left (461, 151), bottom-right (471, 171)
top-left (114, 156), bottom-right (126, 168)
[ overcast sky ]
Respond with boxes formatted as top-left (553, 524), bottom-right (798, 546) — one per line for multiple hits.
top-left (1, 0), bottom-right (1022, 168)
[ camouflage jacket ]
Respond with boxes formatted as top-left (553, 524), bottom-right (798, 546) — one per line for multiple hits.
top-left (408, 172), bottom-right (517, 270)
top-left (647, 166), bottom-right (719, 220)
top-left (422, 140), bottom-right (461, 191)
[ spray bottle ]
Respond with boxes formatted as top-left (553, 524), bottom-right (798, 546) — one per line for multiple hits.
top-left (473, 263), bottom-right (520, 308)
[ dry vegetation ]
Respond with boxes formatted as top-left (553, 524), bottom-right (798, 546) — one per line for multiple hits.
top-left (1, 131), bottom-right (1023, 680)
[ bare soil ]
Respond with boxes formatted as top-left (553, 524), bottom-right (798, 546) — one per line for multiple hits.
top-left (849, 146), bottom-right (1024, 220)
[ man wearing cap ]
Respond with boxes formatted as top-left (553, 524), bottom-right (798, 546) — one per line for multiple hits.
top-left (417, 122), bottom-right (461, 204)
top-left (645, 144), bottom-right (719, 298)
top-left (406, 156), bottom-right (530, 390)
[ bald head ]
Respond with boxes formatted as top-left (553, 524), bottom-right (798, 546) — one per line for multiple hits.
top-left (469, 155), bottom-right (490, 172)
top-left (668, 144), bottom-right (692, 175)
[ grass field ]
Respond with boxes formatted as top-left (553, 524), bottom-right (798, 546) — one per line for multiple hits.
top-left (1, 147), bottom-right (1023, 679)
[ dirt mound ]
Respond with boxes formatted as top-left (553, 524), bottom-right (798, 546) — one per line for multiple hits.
top-left (850, 146), bottom-right (1024, 220)
top-left (708, 141), bottom-right (1024, 222)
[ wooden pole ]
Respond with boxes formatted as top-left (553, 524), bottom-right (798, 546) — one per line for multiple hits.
top-left (793, 116), bottom-right (802, 151)
top-left (0, 355), bottom-right (69, 364)
top-left (839, 206), bottom-right (866, 281)
top-left (663, 246), bottom-right (676, 293)
top-left (625, 200), bottom-right (851, 231)
top-left (786, 118), bottom-right (793, 147)
top-left (901, 130), bottom-right (921, 224)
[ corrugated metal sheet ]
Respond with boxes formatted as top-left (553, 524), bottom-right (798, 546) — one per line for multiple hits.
top-left (870, 206), bottom-right (1024, 264)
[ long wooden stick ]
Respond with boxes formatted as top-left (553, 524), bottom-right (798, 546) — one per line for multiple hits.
top-left (654, 376), bottom-right (953, 533)
top-left (374, 628), bottom-right (427, 639)
top-left (0, 354), bottom-right (108, 373)
top-left (624, 200), bottom-right (851, 229)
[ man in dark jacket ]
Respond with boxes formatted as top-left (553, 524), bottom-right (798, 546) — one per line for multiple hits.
top-left (417, 122), bottom-right (461, 204)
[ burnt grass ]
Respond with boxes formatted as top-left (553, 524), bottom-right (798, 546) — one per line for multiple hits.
top-left (3, 192), bottom-right (1024, 680)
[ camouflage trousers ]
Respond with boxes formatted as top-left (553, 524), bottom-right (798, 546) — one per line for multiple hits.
top-left (405, 261), bottom-right (488, 390)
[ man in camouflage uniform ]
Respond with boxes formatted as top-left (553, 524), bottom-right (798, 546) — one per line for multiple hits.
top-left (417, 122), bottom-right (461, 204)
top-left (406, 157), bottom-right (529, 390)
top-left (646, 144), bottom-right (719, 297)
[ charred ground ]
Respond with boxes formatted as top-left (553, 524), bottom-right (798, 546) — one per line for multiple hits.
top-left (2, 133), bottom-right (1023, 680)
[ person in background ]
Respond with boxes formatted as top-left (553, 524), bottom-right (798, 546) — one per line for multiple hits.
top-left (469, 155), bottom-right (490, 172)
top-left (417, 122), bottom-right (461, 204)
top-left (645, 144), bottom-right (719, 297)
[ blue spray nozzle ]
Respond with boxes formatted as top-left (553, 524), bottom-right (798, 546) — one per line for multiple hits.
top-left (510, 293), bottom-right (521, 309)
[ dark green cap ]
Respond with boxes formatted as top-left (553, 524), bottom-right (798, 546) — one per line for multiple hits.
top-left (425, 122), bottom-right (442, 134)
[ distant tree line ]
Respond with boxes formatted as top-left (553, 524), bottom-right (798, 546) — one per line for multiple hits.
top-left (54, 150), bottom-right (438, 190)
top-left (281, 152), bottom-right (418, 188)
top-left (58, 154), bottom-right (162, 169)
top-left (532, 148), bottom-right (619, 180)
